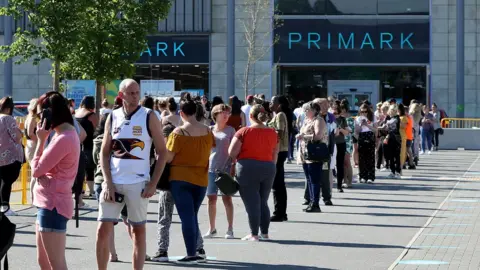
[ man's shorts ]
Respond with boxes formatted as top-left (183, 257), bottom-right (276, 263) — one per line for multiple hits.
top-left (98, 181), bottom-right (149, 225)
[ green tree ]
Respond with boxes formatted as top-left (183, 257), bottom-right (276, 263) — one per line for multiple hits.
top-left (62, 0), bottom-right (172, 112)
top-left (0, 0), bottom-right (89, 91)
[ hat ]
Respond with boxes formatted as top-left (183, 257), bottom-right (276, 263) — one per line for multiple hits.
top-left (247, 95), bottom-right (254, 101)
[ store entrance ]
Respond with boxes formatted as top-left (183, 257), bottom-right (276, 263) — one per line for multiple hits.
top-left (328, 80), bottom-right (379, 112)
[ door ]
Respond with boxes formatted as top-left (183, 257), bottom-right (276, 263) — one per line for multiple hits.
top-left (328, 80), bottom-right (379, 112)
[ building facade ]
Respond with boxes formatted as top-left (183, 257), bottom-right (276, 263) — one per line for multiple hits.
top-left (2, 0), bottom-right (480, 117)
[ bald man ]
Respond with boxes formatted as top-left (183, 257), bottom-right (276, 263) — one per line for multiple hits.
top-left (96, 79), bottom-right (167, 270)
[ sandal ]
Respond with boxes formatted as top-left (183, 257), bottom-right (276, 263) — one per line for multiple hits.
top-left (110, 254), bottom-right (119, 262)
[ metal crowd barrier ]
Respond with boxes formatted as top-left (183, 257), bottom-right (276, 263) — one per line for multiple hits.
top-left (11, 117), bottom-right (30, 205)
top-left (441, 118), bottom-right (480, 129)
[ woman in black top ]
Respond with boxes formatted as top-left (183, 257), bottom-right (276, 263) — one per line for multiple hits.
top-left (75, 96), bottom-right (98, 198)
top-left (333, 101), bottom-right (350, 192)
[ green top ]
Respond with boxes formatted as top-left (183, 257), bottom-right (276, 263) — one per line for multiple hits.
top-left (268, 111), bottom-right (289, 152)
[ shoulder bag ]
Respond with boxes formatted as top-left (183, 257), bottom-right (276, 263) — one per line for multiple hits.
top-left (303, 119), bottom-right (330, 162)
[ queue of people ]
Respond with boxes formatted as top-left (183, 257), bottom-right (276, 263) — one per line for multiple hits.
top-left (0, 80), bottom-right (445, 269)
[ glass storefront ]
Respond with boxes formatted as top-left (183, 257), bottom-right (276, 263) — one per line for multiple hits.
top-left (134, 64), bottom-right (209, 95)
top-left (279, 66), bottom-right (427, 107)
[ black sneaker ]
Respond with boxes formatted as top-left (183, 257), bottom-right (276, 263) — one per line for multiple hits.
top-left (175, 256), bottom-right (200, 265)
top-left (408, 165), bottom-right (416, 170)
top-left (302, 200), bottom-right (310, 205)
top-left (196, 248), bottom-right (206, 262)
top-left (151, 251), bottom-right (169, 262)
top-left (324, 200), bottom-right (333, 206)
top-left (305, 204), bottom-right (321, 213)
top-left (270, 215), bottom-right (285, 222)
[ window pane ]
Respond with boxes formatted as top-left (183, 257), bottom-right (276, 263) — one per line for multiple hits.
top-left (378, 0), bottom-right (429, 15)
top-left (326, 0), bottom-right (377, 15)
top-left (276, 0), bottom-right (326, 15)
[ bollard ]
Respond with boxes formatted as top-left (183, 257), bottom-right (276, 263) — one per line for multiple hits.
top-left (21, 163), bottom-right (28, 205)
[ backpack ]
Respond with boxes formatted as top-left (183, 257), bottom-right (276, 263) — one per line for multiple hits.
top-left (0, 208), bottom-right (16, 270)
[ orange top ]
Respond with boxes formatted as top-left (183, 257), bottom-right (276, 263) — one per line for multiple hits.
top-left (235, 127), bottom-right (278, 162)
top-left (227, 114), bottom-right (242, 131)
top-left (167, 132), bottom-right (215, 187)
top-left (406, 115), bottom-right (413, 140)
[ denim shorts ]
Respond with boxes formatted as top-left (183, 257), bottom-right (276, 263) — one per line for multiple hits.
top-left (206, 172), bottom-right (219, 196)
top-left (36, 208), bottom-right (69, 233)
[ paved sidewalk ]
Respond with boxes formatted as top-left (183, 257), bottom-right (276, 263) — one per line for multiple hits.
top-left (392, 154), bottom-right (480, 270)
top-left (6, 150), bottom-right (480, 270)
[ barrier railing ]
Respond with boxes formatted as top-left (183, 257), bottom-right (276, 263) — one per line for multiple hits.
top-left (12, 117), bottom-right (30, 205)
top-left (441, 118), bottom-right (480, 129)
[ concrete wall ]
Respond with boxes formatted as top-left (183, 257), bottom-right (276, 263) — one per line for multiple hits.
top-left (210, 0), bottom-right (273, 100)
top-left (431, 0), bottom-right (480, 117)
top-left (439, 128), bottom-right (480, 150)
top-left (0, 35), bottom-right (52, 101)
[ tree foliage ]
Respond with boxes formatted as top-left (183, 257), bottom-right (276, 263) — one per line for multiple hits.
top-left (0, 0), bottom-right (90, 91)
top-left (62, 0), bottom-right (172, 85)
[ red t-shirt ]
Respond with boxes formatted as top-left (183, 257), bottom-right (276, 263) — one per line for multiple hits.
top-left (235, 127), bottom-right (278, 162)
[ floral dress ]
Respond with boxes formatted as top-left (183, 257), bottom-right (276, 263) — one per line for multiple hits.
top-left (345, 117), bottom-right (355, 155)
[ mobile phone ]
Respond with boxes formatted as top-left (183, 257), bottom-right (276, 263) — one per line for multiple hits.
top-left (41, 109), bottom-right (52, 130)
top-left (114, 192), bottom-right (125, 203)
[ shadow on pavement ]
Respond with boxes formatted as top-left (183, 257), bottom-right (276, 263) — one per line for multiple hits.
top-left (323, 211), bottom-right (445, 218)
top-left (13, 243), bottom-right (82, 250)
top-left (286, 220), bottom-right (421, 228)
top-left (270, 239), bottom-right (407, 249)
top-left (347, 191), bottom-right (447, 197)
top-left (144, 260), bottom-right (331, 269)
top-left (337, 197), bottom-right (433, 204)
top-left (332, 204), bottom-right (449, 211)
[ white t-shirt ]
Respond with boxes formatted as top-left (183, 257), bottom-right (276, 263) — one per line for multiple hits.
top-left (241, 104), bottom-right (252, 127)
top-left (100, 108), bottom-right (112, 116)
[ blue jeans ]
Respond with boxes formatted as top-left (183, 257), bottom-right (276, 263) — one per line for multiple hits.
top-left (302, 162), bottom-right (323, 205)
top-left (421, 129), bottom-right (433, 152)
top-left (36, 208), bottom-right (69, 233)
top-left (170, 180), bottom-right (207, 256)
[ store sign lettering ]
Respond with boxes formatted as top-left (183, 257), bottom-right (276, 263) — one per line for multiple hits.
top-left (141, 42), bottom-right (185, 57)
top-left (288, 32), bottom-right (414, 50)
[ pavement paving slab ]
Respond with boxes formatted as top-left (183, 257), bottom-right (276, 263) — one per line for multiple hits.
top-left (5, 150), bottom-right (480, 270)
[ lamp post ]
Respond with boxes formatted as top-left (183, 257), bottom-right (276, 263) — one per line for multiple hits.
top-left (456, 0), bottom-right (464, 118)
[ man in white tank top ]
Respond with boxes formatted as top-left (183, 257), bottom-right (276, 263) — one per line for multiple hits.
top-left (96, 79), bottom-right (168, 270)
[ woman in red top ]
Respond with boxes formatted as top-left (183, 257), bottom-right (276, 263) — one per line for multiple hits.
top-left (228, 105), bottom-right (279, 241)
top-left (226, 96), bottom-right (246, 131)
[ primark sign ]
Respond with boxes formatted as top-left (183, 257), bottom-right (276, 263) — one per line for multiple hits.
top-left (137, 35), bottom-right (209, 64)
top-left (274, 19), bottom-right (430, 64)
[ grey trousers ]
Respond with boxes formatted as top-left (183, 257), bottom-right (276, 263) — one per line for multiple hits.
top-left (156, 190), bottom-right (204, 252)
top-left (236, 159), bottom-right (276, 236)
top-left (412, 125), bottom-right (420, 158)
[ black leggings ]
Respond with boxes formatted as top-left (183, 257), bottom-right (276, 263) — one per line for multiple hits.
top-left (433, 129), bottom-right (440, 147)
top-left (0, 161), bottom-right (22, 207)
top-left (336, 143), bottom-right (346, 189)
top-left (387, 141), bottom-right (401, 174)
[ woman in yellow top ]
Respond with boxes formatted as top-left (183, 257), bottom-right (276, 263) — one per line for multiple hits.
top-left (165, 95), bottom-right (215, 264)
top-left (398, 104), bottom-right (409, 170)
top-left (268, 95), bottom-right (290, 222)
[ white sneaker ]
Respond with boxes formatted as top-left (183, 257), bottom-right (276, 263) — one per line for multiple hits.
top-left (5, 209), bottom-right (17, 216)
top-left (203, 229), bottom-right (217, 239)
top-left (396, 173), bottom-right (402, 178)
top-left (367, 180), bottom-right (374, 184)
top-left (342, 183), bottom-right (348, 188)
top-left (225, 230), bottom-right (234, 239)
top-left (360, 179), bottom-right (366, 183)
top-left (420, 151), bottom-right (424, 155)
top-left (427, 151), bottom-right (432, 155)
top-left (380, 168), bottom-right (387, 172)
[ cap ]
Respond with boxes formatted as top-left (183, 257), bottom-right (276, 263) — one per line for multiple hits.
top-left (247, 95), bottom-right (254, 101)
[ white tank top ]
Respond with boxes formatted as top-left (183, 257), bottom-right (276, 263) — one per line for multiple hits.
top-left (110, 106), bottom-right (152, 184)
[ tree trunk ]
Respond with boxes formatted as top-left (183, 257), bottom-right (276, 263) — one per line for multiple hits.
top-left (53, 59), bottom-right (60, 92)
top-left (95, 80), bottom-right (103, 114)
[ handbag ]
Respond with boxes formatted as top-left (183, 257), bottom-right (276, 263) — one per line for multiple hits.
top-left (156, 163), bottom-right (171, 191)
top-left (215, 158), bottom-right (239, 196)
top-left (438, 128), bottom-right (444, 135)
top-left (0, 207), bottom-right (16, 270)
top-left (303, 119), bottom-right (330, 162)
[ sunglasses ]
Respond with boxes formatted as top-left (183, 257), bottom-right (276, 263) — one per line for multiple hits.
top-left (360, 111), bottom-right (368, 113)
